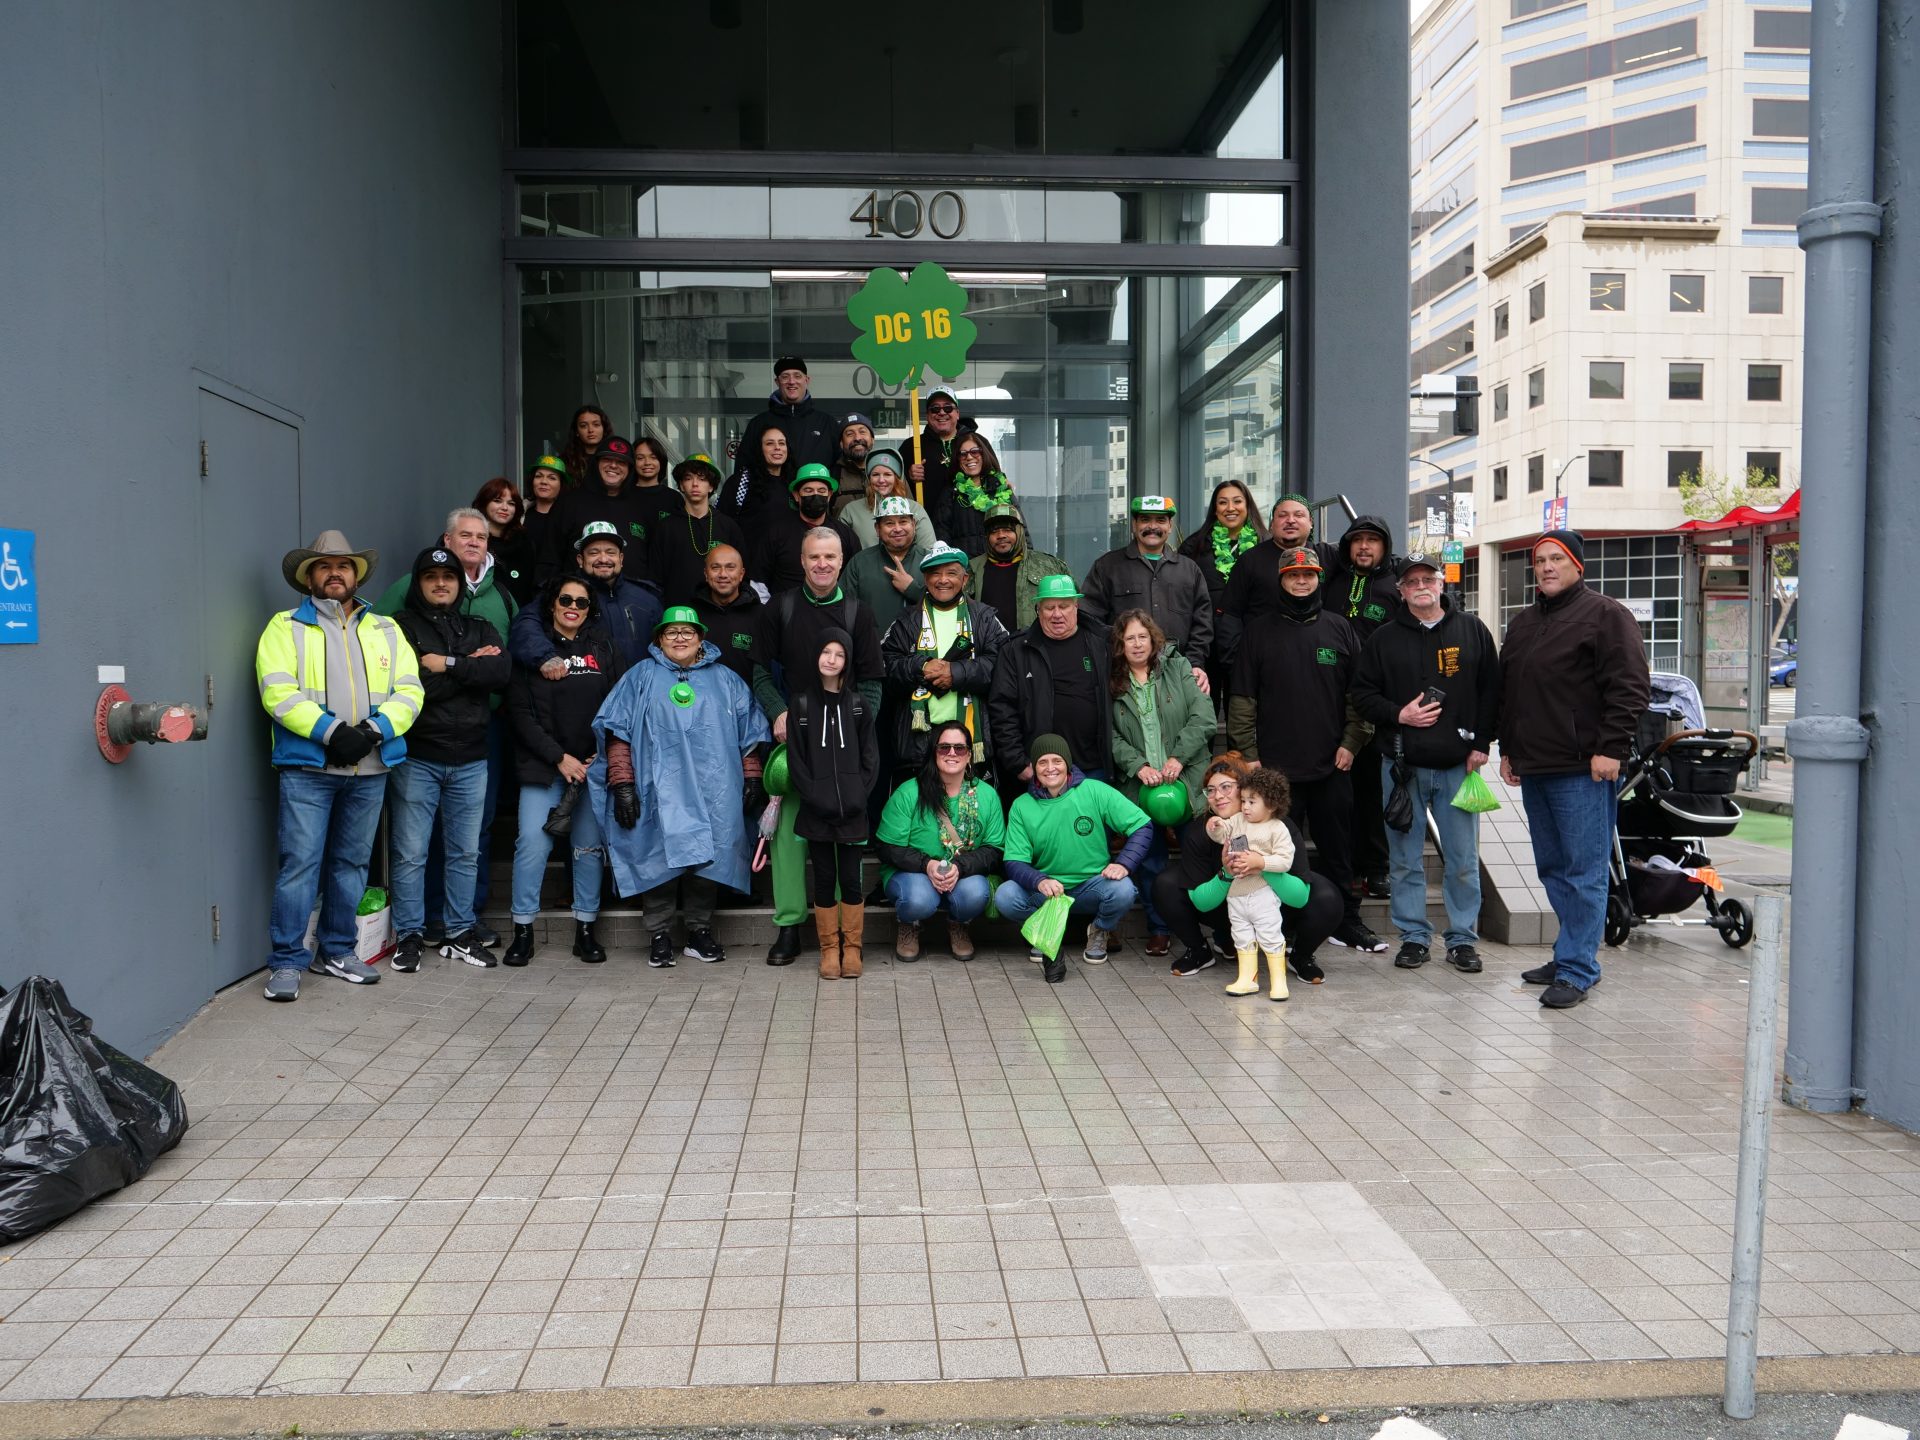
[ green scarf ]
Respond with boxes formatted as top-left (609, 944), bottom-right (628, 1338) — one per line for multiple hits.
top-left (909, 601), bottom-right (984, 763)
top-left (1210, 522), bottom-right (1258, 578)
top-left (954, 467), bottom-right (1015, 514)
top-left (935, 779), bottom-right (987, 862)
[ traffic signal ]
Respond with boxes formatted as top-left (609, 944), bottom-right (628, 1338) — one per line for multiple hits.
top-left (1453, 375), bottom-right (1481, 436)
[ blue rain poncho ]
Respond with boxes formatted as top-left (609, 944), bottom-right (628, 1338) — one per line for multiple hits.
top-left (590, 640), bottom-right (770, 898)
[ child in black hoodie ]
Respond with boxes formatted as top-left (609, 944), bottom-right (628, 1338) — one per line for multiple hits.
top-left (787, 627), bottom-right (880, 978)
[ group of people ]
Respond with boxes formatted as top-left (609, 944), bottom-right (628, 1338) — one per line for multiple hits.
top-left (254, 355), bottom-right (1650, 1010)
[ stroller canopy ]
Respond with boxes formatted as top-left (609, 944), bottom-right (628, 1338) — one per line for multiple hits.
top-left (1649, 672), bottom-right (1705, 730)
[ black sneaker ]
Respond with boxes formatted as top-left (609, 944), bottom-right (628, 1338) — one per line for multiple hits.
top-left (683, 927), bottom-right (725, 963)
top-left (471, 920), bottom-right (501, 949)
top-left (1540, 981), bottom-right (1588, 1009)
top-left (1331, 919), bottom-right (1388, 953)
top-left (1394, 941), bottom-right (1430, 969)
top-left (1365, 874), bottom-right (1393, 899)
top-left (441, 931), bottom-right (496, 968)
top-left (648, 931), bottom-right (677, 969)
top-left (1289, 951), bottom-right (1325, 984)
top-left (390, 933), bottom-right (424, 973)
top-left (1170, 949), bottom-right (1216, 977)
top-left (1520, 961), bottom-right (1559, 985)
top-left (1447, 944), bottom-right (1482, 974)
top-left (1043, 956), bottom-right (1067, 984)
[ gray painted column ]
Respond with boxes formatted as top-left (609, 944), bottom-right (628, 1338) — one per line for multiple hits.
top-left (1848, 0), bottom-right (1920, 1128)
top-left (1301, 0), bottom-right (1409, 524)
top-left (1782, 0), bottom-right (1881, 1112)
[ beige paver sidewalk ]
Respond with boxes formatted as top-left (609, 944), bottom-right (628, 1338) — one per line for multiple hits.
top-left (4, 865), bottom-right (1909, 1405)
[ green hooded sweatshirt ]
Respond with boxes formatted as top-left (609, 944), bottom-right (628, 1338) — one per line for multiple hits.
top-left (1004, 775), bottom-right (1150, 887)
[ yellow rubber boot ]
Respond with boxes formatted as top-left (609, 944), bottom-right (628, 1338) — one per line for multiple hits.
top-left (1267, 947), bottom-right (1290, 1001)
top-left (1224, 948), bottom-right (1260, 996)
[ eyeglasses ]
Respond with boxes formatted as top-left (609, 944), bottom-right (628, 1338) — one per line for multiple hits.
top-left (935, 742), bottom-right (971, 755)
top-left (928, 403), bottom-right (957, 414)
top-left (1202, 782), bottom-right (1238, 797)
top-left (556, 594), bottom-right (590, 609)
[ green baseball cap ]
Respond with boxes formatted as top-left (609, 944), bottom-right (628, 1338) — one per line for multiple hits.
top-left (789, 462), bottom-right (838, 494)
top-left (530, 453), bottom-right (567, 477)
top-left (916, 542), bottom-right (970, 574)
top-left (1131, 494), bottom-right (1177, 516)
top-left (1035, 574), bottom-right (1083, 602)
top-left (653, 604), bottom-right (707, 635)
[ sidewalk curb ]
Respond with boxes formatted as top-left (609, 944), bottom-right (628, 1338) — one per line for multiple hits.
top-left (11, 1354), bottom-right (1920, 1439)
top-left (1743, 794), bottom-right (1794, 817)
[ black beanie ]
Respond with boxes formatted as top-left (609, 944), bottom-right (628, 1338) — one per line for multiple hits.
top-left (1532, 528), bottom-right (1586, 571)
top-left (773, 355), bottom-right (808, 376)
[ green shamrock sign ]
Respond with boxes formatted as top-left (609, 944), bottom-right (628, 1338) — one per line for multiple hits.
top-left (846, 263), bottom-right (977, 388)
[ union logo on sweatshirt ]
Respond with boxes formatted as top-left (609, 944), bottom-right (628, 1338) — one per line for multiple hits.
top-left (1315, 647), bottom-right (1338, 666)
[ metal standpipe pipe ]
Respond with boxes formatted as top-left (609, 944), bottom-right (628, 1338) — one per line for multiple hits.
top-left (1782, 0), bottom-right (1881, 1112)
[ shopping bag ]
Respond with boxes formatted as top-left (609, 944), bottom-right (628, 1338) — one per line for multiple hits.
top-left (0, 977), bottom-right (189, 1243)
top-left (1019, 892), bottom-right (1074, 960)
top-left (1450, 770), bottom-right (1501, 814)
top-left (353, 889), bottom-right (394, 964)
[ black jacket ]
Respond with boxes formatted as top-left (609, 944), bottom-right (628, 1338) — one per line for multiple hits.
top-left (1217, 535), bottom-right (1341, 668)
top-left (544, 485), bottom-right (656, 585)
top-left (1226, 596), bottom-right (1371, 782)
top-left (488, 530), bottom-right (539, 608)
top-left (903, 414), bottom-right (979, 540)
top-left (506, 626), bottom-right (615, 786)
top-left (788, 663), bottom-right (880, 845)
top-left (1325, 514), bottom-right (1402, 644)
top-left (986, 618), bottom-right (1114, 782)
top-left (692, 586), bottom-right (765, 689)
top-left (649, 507), bottom-right (748, 608)
top-left (509, 571), bottom-right (662, 678)
top-left (750, 507), bottom-right (859, 596)
top-left (1080, 542), bottom-right (1214, 669)
top-left (880, 598), bottom-right (1009, 773)
top-left (725, 392), bottom-right (841, 522)
top-left (752, 585), bottom-right (885, 718)
top-left (393, 572), bottom-right (510, 765)
top-left (1497, 580), bottom-right (1651, 775)
top-left (1351, 596), bottom-right (1500, 770)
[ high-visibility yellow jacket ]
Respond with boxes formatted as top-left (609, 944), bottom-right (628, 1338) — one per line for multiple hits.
top-left (255, 596), bottom-right (423, 769)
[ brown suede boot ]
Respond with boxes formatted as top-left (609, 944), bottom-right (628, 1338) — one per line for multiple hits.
top-left (814, 905), bottom-right (842, 979)
top-left (838, 902), bottom-right (865, 978)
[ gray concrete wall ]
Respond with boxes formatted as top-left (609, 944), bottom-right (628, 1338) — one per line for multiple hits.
top-left (1850, 0), bottom-right (1919, 1129)
top-left (0, 2), bottom-right (503, 1055)
top-left (1302, 0), bottom-right (1411, 528)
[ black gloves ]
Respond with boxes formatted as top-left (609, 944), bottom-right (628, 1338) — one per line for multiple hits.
top-left (325, 720), bottom-right (377, 765)
top-left (612, 782), bottom-right (640, 829)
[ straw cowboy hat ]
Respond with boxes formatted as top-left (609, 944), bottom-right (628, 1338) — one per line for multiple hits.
top-left (282, 530), bottom-right (378, 593)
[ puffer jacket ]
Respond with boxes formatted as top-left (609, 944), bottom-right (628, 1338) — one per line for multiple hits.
top-left (509, 570), bottom-right (662, 677)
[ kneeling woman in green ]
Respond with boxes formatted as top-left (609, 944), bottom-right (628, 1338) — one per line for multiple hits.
top-left (788, 629), bottom-right (880, 978)
top-left (994, 734), bottom-right (1152, 983)
top-left (874, 720), bottom-right (1006, 962)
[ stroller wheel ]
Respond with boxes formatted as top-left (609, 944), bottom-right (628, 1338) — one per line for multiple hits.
top-left (1604, 893), bottom-right (1633, 948)
top-left (1718, 897), bottom-right (1755, 949)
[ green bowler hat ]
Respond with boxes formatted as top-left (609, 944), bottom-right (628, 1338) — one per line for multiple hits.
top-left (1131, 494), bottom-right (1177, 516)
top-left (1035, 574), bottom-right (1084, 602)
top-left (653, 604), bottom-right (707, 635)
top-left (789, 462), bottom-right (838, 494)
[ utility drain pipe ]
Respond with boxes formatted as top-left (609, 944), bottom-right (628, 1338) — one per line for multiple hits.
top-left (1782, 0), bottom-right (1881, 1112)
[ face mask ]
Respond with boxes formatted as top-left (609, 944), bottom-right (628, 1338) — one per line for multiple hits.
top-left (797, 493), bottom-right (831, 519)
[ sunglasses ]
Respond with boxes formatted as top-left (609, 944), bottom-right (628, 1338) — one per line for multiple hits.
top-left (928, 403), bottom-right (957, 414)
top-left (957, 449), bottom-right (983, 459)
top-left (556, 594), bottom-right (590, 609)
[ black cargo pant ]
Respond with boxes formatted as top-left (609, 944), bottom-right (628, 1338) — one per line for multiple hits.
top-left (1290, 770), bottom-right (1359, 923)
top-left (1348, 735), bottom-right (1390, 886)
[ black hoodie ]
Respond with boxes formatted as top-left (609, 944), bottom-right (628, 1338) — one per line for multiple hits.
top-left (1326, 514), bottom-right (1403, 643)
top-left (786, 626), bottom-right (881, 845)
top-left (1350, 592), bottom-right (1500, 770)
top-left (725, 390), bottom-right (841, 523)
top-left (1225, 586), bottom-right (1371, 782)
top-left (392, 548), bottom-right (511, 764)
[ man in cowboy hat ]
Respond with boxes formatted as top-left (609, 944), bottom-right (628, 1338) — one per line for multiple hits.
top-left (256, 532), bottom-right (424, 1002)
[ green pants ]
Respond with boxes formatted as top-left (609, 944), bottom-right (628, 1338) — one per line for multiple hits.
top-left (770, 796), bottom-right (809, 926)
top-left (1188, 869), bottom-right (1311, 914)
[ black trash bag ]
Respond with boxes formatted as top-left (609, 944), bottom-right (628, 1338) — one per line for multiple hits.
top-left (0, 977), bottom-right (189, 1244)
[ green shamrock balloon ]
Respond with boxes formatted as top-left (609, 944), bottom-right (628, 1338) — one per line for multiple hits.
top-left (846, 262), bottom-right (978, 389)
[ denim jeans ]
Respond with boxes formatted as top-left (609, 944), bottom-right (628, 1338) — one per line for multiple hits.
top-left (1382, 757), bottom-right (1483, 950)
top-left (993, 875), bottom-right (1136, 931)
top-left (424, 713), bottom-right (507, 925)
top-left (388, 758), bottom-right (486, 939)
top-left (511, 777), bottom-right (604, 924)
top-left (886, 870), bottom-right (993, 924)
top-left (1136, 826), bottom-right (1171, 934)
top-left (1520, 771), bottom-right (1616, 990)
top-left (268, 768), bottom-right (388, 972)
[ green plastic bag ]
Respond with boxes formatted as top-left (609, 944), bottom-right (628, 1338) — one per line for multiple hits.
top-left (355, 887), bottom-right (388, 917)
top-left (1019, 892), bottom-right (1075, 960)
top-left (1188, 870), bottom-right (1310, 912)
top-left (1451, 770), bottom-right (1501, 814)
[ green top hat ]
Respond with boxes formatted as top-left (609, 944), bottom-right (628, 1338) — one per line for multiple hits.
top-left (654, 605), bottom-right (707, 635)
top-left (1035, 574), bottom-right (1084, 602)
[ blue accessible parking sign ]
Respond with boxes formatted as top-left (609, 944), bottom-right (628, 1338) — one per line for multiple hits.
top-left (0, 528), bottom-right (39, 644)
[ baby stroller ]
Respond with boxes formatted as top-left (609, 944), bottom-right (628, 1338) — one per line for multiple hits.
top-left (1605, 673), bottom-right (1760, 949)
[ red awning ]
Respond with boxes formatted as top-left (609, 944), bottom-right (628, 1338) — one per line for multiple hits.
top-left (1674, 489), bottom-right (1801, 532)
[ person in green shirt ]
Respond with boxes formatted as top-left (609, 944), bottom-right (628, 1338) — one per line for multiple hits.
top-left (994, 734), bottom-right (1153, 981)
top-left (873, 721), bottom-right (1007, 963)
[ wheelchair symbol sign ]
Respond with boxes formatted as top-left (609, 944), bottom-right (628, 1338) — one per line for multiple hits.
top-left (0, 528), bottom-right (39, 644)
